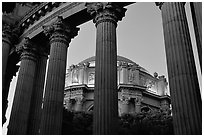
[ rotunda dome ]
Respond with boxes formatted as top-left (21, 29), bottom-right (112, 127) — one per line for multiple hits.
top-left (78, 55), bottom-right (149, 74)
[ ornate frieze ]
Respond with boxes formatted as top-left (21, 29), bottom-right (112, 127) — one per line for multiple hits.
top-left (86, 2), bottom-right (127, 26)
top-left (43, 16), bottom-right (79, 46)
top-left (16, 37), bottom-right (38, 62)
top-left (19, 2), bottom-right (61, 30)
top-left (19, 3), bottom-right (81, 40)
top-left (121, 89), bottom-right (139, 98)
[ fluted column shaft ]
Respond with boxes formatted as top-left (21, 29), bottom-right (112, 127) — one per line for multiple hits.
top-left (7, 38), bottom-right (38, 134)
top-left (27, 51), bottom-right (48, 134)
top-left (86, 2), bottom-right (126, 135)
top-left (190, 2), bottom-right (202, 70)
top-left (40, 16), bottom-right (79, 135)
top-left (158, 2), bottom-right (202, 134)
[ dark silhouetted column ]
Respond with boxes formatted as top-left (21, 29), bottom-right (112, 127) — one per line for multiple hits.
top-left (86, 2), bottom-right (126, 135)
top-left (190, 2), bottom-right (202, 70)
top-left (2, 24), bottom-right (19, 125)
top-left (156, 2), bottom-right (202, 134)
top-left (27, 47), bottom-right (48, 135)
top-left (2, 65), bottom-right (19, 126)
top-left (40, 16), bottom-right (79, 135)
top-left (7, 37), bottom-right (38, 134)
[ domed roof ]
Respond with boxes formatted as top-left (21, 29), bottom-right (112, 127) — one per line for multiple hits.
top-left (79, 55), bottom-right (149, 74)
top-left (79, 55), bottom-right (136, 64)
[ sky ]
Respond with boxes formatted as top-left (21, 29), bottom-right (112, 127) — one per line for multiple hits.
top-left (2, 2), bottom-right (202, 134)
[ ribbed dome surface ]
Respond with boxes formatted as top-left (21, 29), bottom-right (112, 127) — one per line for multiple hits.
top-left (78, 55), bottom-right (149, 74)
top-left (79, 55), bottom-right (136, 64)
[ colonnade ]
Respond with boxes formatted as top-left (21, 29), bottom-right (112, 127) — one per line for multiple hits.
top-left (2, 2), bottom-right (202, 135)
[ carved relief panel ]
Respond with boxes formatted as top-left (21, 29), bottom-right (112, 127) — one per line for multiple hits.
top-left (139, 75), bottom-right (157, 94)
top-left (88, 72), bottom-right (95, 84)
top-left (72, 69), bottom-right (79, 83)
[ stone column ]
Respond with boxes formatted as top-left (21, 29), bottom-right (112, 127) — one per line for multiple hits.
top-left (2, 65), bottom-right (19, 125)
top-left (27, 47), bottom-right (48, 135)
top-left (120, 96), bottom-right (130, 114)
top-left (134, 95), bottom-right (142, 113)
top-left (40, 16), bottom-right (79, 135)
top-left (7, 37), bottom-right (38, 135)
top-left (190, 2), bottom-right (202, 69)
top-left (75, 97), bottom-right (84, 111)
top-left (86, 2), bottom-right (126, 135)
top-left (2, 25), bottom-right (19, 125)
top-left (156, 2), bottom-right (202, 134)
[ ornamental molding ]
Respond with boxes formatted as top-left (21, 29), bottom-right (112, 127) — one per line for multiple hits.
top-left (19, 2), bottom-right (82, 41)
top-left (121, 89), bottom-right (141, 98)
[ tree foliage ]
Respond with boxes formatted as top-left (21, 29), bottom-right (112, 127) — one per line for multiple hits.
top-left (62, 108), bottom-right (173, 135)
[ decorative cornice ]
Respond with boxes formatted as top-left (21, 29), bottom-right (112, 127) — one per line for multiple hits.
top-left (86, 2), bottom-right (127, 27)
top-left (43, 16), bottom-right (79, 46)
top-left (16, 37), bottom-right (38, 61)
top-left (19, 2), bottom-right (81, 40)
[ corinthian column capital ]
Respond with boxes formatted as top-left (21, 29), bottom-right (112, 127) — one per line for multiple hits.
top-left (43, 16), bottom-right (79, 46)
top-left (86, 2), bottom-right (127, 26)
top-left (16, 37), bottom-right (38, 62)
top-left (2, 23), bottom-right (20, 45)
